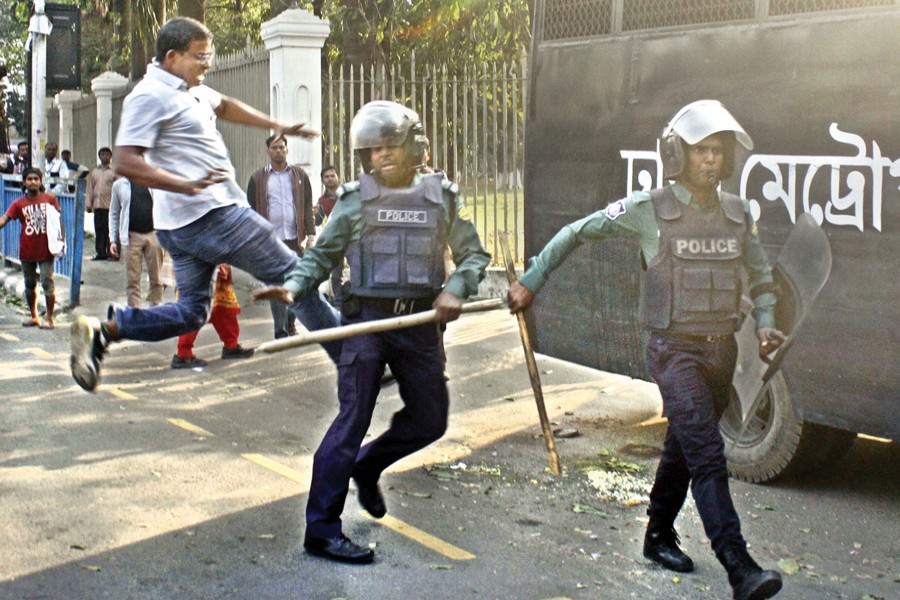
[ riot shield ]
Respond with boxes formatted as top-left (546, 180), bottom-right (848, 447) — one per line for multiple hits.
top-left (728, 213), bottom-right (832, 446)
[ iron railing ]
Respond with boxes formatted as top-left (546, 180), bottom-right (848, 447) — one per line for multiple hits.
top-left (323, 54), bottom-right (527, 265)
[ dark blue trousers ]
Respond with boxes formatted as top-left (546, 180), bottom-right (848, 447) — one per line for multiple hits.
top-left (645, 331), bottom-right (745, 556)
top-left (305, 304), bottom-right (449, 539)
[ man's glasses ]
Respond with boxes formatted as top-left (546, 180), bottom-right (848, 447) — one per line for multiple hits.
top-left (189, 51), bottom-right (214, 65)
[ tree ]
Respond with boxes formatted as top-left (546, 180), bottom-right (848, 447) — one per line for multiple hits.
top-left (319, 0), bottom-right (530, 79)
top-left (176, 0), bottom-right (204, 21)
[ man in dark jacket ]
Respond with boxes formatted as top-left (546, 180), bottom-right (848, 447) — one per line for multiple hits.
top-left (247, 133), bottom-right (316, 338)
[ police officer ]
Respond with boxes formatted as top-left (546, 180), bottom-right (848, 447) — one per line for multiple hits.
top-left (507, 100), bottom-right (784, 600)
top-left (254, 101), bottom-right (490, 564)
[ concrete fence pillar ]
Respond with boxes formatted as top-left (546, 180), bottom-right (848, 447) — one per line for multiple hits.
top-left (261, 8), bottom-right (329, 198)
top-left (55, 90), bottom-right (82, 159)
top-left (90, 71), bottom-right (129, 154)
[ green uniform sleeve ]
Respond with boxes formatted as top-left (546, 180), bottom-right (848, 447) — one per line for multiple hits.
top-left (283, 186), bottom-right (360, 298)
top-left (519, 192), bottom-right (653, 294)
top-left (443, 185), bottom-right (491, 299)
top-left (741, 202), bottom-right (777, 329)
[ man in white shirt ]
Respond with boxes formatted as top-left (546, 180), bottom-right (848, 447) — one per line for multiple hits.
top-left (69, 16), bottom-right (341, 392)
top-left (42, 141), bottom-right (70, 195)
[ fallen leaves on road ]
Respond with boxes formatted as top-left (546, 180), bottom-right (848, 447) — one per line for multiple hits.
top-left (398, 489), bottom-right (432, 498)
top-left (777, 557), bottom-right (801, 575)
top-left (571, 502), bottom-right (609, 517)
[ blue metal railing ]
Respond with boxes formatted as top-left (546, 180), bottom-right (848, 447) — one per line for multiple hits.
top-left (1, 175), bottom-right (86, 306)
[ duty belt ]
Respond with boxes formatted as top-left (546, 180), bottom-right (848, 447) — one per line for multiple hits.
top-left (651, 329), bottom-right (733, 343)
top-left (359, 296), bottom-right (436, 315)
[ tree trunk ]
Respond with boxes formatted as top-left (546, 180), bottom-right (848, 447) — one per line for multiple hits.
top-left (119, 0), bottom-right (130, 71)
top-left (270, 0), bottom-right (295, 17)
top-left (176, 0), bottom-right (205, 22)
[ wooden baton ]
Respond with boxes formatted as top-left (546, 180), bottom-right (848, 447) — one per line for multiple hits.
top-left (500, 234), bottom-right (562, 476)
top-left (257, 298), bottom-right (505, 354)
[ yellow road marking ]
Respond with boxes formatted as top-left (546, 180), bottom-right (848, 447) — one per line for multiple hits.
top-left (242, 454), bottom-right (474, 560)
top-left (365, 513), bottom-right (476, 561)
top-left (242, 453), bottom-right (304, 483)
top-left (1, 333), bottom-right (20, 342)
top-left (167, 418), bottom-right (213, 436)
top-left (107, 387), bottom-right (138, 400)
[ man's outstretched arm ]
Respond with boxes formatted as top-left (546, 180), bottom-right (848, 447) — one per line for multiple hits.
top-left (216, 96), bottom-right (320, 139)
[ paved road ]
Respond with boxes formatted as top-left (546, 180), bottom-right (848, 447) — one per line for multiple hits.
top-left (0, 255), bottom-right (897, 600)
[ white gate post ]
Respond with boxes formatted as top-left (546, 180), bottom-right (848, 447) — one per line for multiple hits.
top-left (91, 71), bottom-right (128, 154)
top-left (261, 8), bottom-right (329, 199)
top-left (55, 90), bottom-right (82, 159)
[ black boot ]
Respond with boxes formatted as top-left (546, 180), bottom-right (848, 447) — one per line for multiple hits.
top-left (643, 519), bottom-right (694, 573)
top-left (718, 544), bottom-right (783, 600)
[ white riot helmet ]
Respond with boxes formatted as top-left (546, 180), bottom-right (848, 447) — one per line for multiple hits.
top-left (659, 100), bottom-right (753, 180)
top-left (350, 101), bottom-right (427, 174)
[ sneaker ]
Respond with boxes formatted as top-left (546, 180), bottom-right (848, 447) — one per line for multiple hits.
top-left (70, 316), bottom-right (106, 392)
top-left (221, 345), bottom-right (255, 359)
top-left (171, 355), bottom-right (208, 369)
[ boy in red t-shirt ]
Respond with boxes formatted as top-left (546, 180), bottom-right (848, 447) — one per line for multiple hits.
top-left (0, 168), bottom-right (62, 328)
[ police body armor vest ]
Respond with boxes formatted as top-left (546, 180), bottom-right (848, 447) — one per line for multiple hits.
top-left (346, 172), bottom-right (448, 299)
top-left (639, 186), bottom-right (746, 335)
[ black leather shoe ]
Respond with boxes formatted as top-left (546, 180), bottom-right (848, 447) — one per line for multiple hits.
top-left (304, 534), bottom-right (374, 564)
top-left (171, 355), bottom-right (208, 369)
top-left (221, 344), bottom-right (254, 359)
top-left (354, 477), bottom-right (386, 518)
top-left (644, 526), bottom-right (694, 573)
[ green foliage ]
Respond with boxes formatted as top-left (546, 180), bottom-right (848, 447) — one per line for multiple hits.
top-left (0, 1), bottom-right (30, 85)
top-left (322, 0), bottom-right (531, 70)
top-left (0, 0), bottom-right (531, 137)
top-left (205, 0), bottom-right (277, 55)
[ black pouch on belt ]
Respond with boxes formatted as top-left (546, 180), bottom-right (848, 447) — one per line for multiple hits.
top-left (340, 281), bottom-right (360, 318)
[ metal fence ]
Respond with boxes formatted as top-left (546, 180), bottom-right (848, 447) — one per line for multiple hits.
top-left (539, 0), bottom-right (897, 41)
top-left (1, 175), bottom-right (86, 305)
top-left (323, 55), bottom-right (527, 265)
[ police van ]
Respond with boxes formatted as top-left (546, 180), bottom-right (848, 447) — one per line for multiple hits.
top-left (524, 0), bottom-right (899, 481)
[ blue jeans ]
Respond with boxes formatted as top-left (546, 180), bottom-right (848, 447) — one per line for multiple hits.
top-left (112, 205), bottom-right (342, 363)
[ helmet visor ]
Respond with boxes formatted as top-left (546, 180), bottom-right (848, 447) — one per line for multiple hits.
top-left (670, 100), bottom-right (753, 151)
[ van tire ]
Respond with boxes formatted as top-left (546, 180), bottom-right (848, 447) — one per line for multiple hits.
top-left (721, 372), bottom-right (855, 483)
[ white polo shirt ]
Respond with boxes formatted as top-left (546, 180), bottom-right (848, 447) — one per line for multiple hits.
top-left (115, 63), bottom-right (248, 230)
